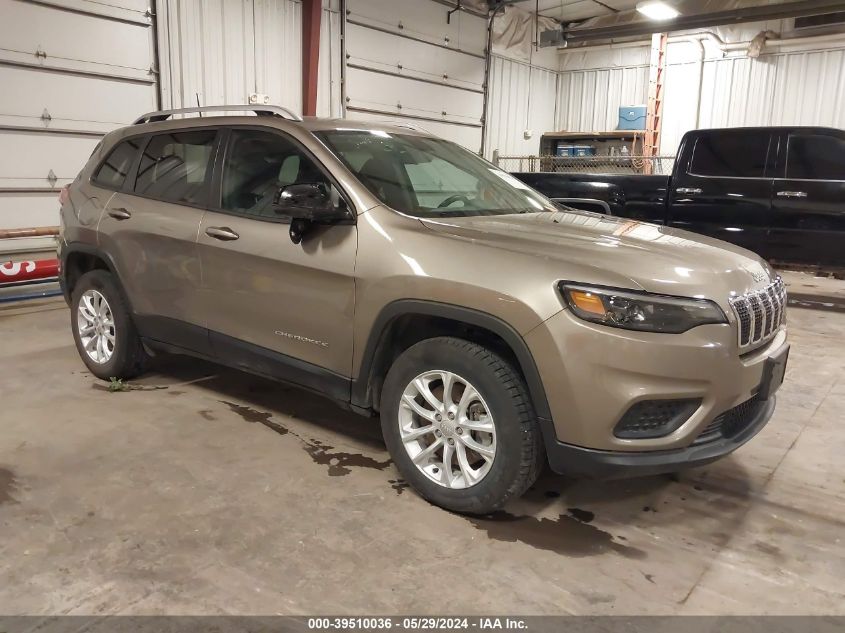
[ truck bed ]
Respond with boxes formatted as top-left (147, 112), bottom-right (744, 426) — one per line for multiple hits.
top-left (513, 172), bottom-right (669, 224)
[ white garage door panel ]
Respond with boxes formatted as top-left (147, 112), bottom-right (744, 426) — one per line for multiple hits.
top-left (0, 0), bottom-right (156, 252)
top-left (0, 66), bottom-right (156, 134)
top-left (29, 0), bottom-right (151, 21)
top-left (346, 66), bottom-right (483, 126)
top-left (349, 0), bottom-right (486, 55)
top-left (0, 131), bottom-right (98, 189)
top-left (346, 0), bottom-right (487, 154)
top-left (346, 23), bottom-right (484, 92)
top-left (0, 193), bottom-right (62, 231)
top-left (0, 0), bottom-right (154, 80)
top-left (347, 111), bottom-right (483, 154)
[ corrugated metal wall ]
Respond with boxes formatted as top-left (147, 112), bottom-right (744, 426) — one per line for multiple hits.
top-left (556, 64), bottom-right (649, 134)
top-left (486, 55), bottom-right (558, 158)
top-left (556, 33), bottom-right (845, 156)
top-left (156, 0), bottom-right (302, 112)
top-left (663, 43), bottom-right (845, 154)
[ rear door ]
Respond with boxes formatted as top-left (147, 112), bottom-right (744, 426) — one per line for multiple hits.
top-left (196, 127), bottom-right (357, 397)
top-left (98, 127), bottom-right (220, 353)
top-left (769, 130), bottom-right (845, 268)
top-left (667, 130), bottom-right (775, 256)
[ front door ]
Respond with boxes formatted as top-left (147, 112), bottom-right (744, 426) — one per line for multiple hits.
top-left (769, 131), bottom-right (845, 268)
top-left (667, 130), bottom-right (774, 257)
top-left (98, 128), bottom-right (220, 353)
top-left (196, 128), bottom-right (357, 398)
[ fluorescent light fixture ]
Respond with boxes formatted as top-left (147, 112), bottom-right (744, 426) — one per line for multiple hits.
top-left (636, 1), bottom-right (680, 20)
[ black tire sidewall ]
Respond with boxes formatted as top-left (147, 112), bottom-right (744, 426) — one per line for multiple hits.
top-left (70, 270), bottom-right (139, 380)
top-left (380, 338), bottom-right (535, 514)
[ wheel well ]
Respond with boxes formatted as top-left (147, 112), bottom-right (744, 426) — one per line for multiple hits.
top-left (64, 251), bottom-right (109, 296)
top-left (364, 314), bottom-right (526, 413)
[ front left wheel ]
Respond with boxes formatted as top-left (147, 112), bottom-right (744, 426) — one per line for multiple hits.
top-left (70, 269), bottom-right (148, 380)
top-left (380, 337), bottom-right (544, 514)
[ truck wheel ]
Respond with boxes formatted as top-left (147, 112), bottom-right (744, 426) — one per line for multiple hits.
top-left (380, 337), bottom-right (543, 514)
top-left (70, 270), bottom-right (149, 381)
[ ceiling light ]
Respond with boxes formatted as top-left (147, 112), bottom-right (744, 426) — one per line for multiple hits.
top-left (636, 1), bottom-right (680, 20)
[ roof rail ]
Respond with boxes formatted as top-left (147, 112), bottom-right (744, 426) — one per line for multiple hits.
top-left (133, 104), bottom-right (303, 125)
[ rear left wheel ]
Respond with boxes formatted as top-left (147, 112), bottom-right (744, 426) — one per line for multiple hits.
top-left (70, 270), bottom-right (148, 380)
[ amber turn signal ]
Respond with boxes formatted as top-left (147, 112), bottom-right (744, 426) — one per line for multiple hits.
top-left (568, 290), bottom-right (607, 317)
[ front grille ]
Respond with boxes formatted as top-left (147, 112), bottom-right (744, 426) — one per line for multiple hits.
top-left (729, 277), bottom-right (787, 349)
top-left (614, 398), bottom-right (701, 439)
top-left (692, 395), bottom-right (765, 446)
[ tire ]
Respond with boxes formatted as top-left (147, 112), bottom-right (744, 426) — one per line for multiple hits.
top-left (380, 337), bottom-right (544, 514)
top-left (70, 269), bottom-right (149, 381)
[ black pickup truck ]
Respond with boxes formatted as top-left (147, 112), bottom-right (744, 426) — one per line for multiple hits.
top-left (515, 126), bottom-right (845, 270)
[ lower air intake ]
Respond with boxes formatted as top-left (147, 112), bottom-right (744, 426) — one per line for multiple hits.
top-left (614, 399), bottom-right (702, 439)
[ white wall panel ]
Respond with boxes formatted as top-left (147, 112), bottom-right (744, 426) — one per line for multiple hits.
top-left (661, 42), bottom-right (845, 155)
top-left (156, 0), bottom-right (302, 112)
top-left (486, 55), bottom-right (558, 158)
top-left (556, 65), bottom-right (649, 133)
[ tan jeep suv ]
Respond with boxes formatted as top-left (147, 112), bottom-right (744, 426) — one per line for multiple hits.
top-left (59, 105), bottom-right (790, 513)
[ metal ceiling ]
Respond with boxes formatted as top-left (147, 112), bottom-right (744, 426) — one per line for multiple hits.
top-left (561, 0), bottom-right (845, 42)
top-left (529, 0), bottom-right (845, 28)
top-left (533, 0), bottom-right (642, 23)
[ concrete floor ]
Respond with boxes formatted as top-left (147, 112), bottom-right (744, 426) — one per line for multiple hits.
top-left (0, 298), bottom-right (843, 616)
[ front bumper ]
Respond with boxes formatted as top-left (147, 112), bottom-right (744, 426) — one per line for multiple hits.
top-left (539, 396), bottom-right (775, 478)
top-left (525, 307), bottom-right (787, 455)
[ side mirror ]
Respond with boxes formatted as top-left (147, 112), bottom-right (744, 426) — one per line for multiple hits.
top-left (272, 183), bottom-right (347, 244)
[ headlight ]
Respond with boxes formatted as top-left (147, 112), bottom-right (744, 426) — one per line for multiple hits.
top-left (559, 282), bottom-right (727, 334)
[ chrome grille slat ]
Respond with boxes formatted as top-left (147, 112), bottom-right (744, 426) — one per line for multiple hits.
top-left (728, 277), bottom-right (787, 350)
top-left (760, 291), bottom-right (773, 337)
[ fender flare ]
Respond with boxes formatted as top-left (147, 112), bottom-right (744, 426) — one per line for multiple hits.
top-left (60, 243), bottom-right (126, 304)
top-left (351, 299), bottom-right (552, 421)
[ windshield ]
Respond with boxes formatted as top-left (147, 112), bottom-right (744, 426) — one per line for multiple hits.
top-left (316, 130), bottom-right (557, 218)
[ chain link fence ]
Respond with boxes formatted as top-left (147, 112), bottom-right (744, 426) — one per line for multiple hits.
top-left (494, 154), bottom-right (676, 176)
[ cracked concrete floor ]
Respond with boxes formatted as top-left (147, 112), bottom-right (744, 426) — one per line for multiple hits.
top-left (0, 299), bottom-right (843, 615)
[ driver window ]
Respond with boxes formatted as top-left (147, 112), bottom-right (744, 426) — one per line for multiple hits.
top-left (403, 158), bottom-right (479, 209)
top-left (222, 130), bottom-right (330, 220)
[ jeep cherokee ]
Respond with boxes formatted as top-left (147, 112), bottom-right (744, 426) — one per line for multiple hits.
top-left (58, 105), bottom-right (790, 514)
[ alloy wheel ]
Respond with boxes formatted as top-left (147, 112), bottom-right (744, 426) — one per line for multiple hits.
top-left (77, 289), bottom-right (116, 364)
top-left (398, 370), bottom-right (497, 489)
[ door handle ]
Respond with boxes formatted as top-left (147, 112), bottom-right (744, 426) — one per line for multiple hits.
top-left (107, 208), bottom-right (131, 220)
top-left (205, 226), bottom-right (240, 241)
top-left (776, 191), bottom-right (808, 198)
top-left (675, 188), bottom-right (703, 195)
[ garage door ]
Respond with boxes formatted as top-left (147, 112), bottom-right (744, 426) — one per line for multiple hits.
top-left (345, 0), bottom-right (487, 153)
top-left (0, 0), bottom-right (158, 254)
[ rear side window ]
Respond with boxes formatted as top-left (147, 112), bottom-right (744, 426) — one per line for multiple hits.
top-left (93, 138), bottom-right (143, 189)
top-left (787, 134), bottom-right (845, 180)
top-left (134, 130), bottom-right (217, 205)
top-left (689, 132), bottom-right (770, 178)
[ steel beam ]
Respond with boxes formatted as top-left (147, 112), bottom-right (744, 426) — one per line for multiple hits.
top-left (563, 0), bottom-right (845, 43)
top-left (302, 0), bottom-right (323, 117)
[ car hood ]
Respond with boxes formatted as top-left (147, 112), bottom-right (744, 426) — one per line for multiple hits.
top-left (419, 209), bottom-right (775, 302)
